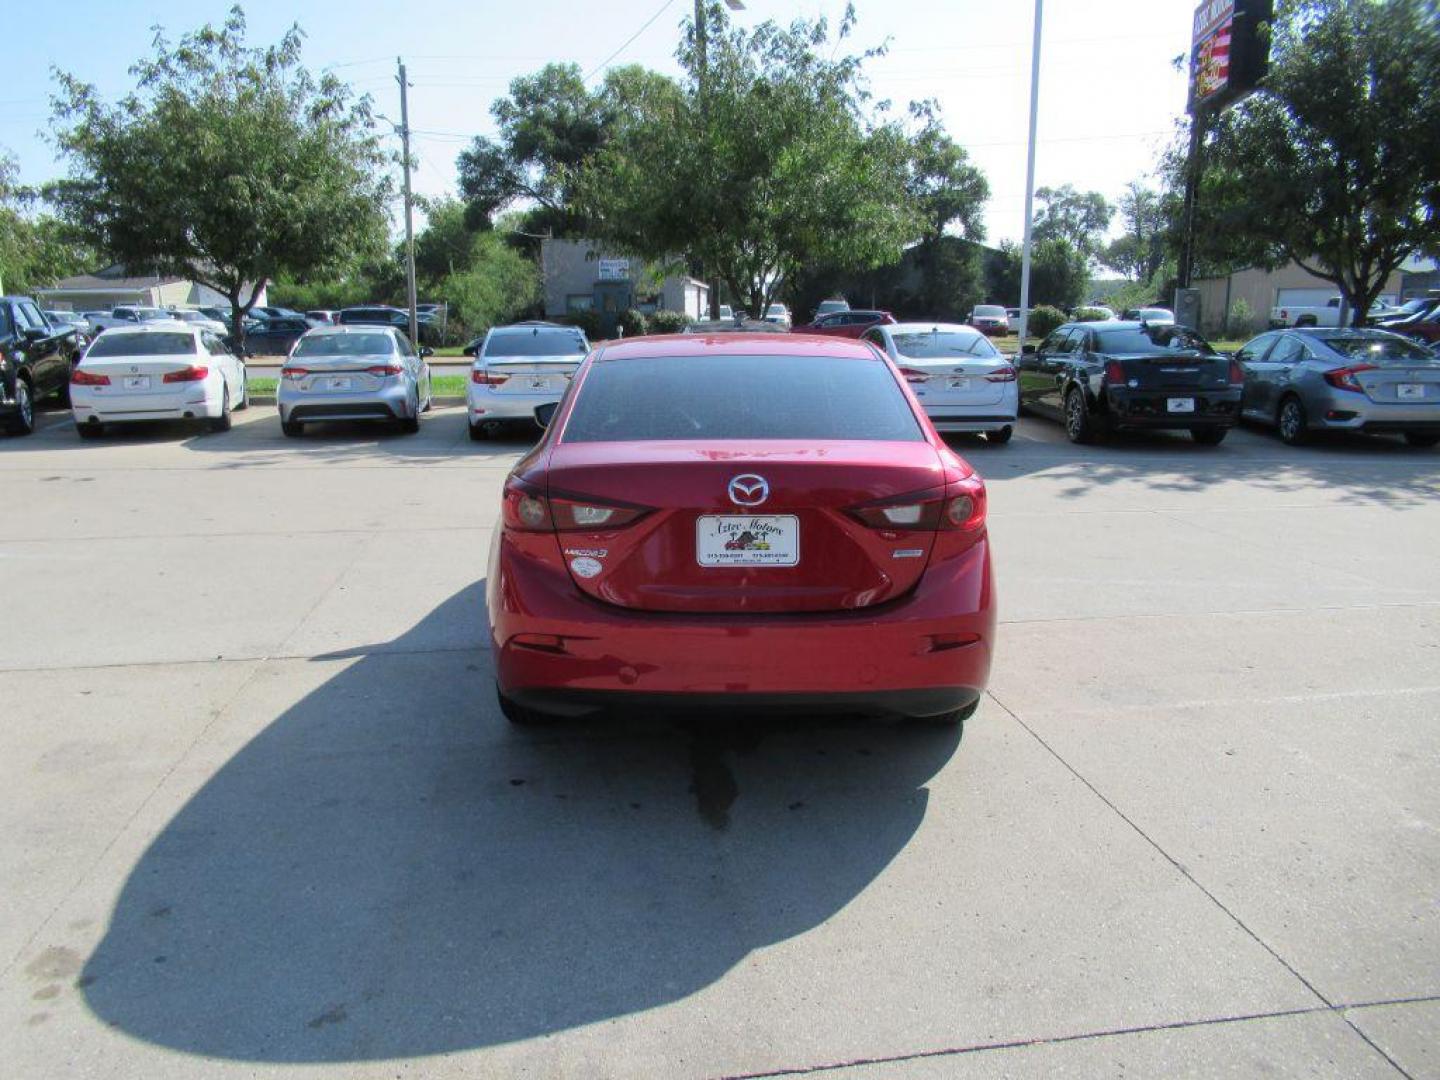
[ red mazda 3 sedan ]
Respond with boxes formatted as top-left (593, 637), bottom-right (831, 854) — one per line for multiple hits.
top-left (486, 333), bottom-right (996, 725)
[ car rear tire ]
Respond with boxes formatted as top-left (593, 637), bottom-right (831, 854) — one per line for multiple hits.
top-left (399, 413), bottom-right (420, 434)
top-left (6, 379), bottom-right (35, 436)
top-left (987, 424), bottom-right (1014, 444)
top-left (468, 421), bottom-right (489, 441)
top-left (1277, 395), bottom-right (1309, 445)
top-left (497, 684), bottom-right (549, 726)
top-left (1064, 388), bottom-right (1097, 444)
top-left (209, 385), bottom-right (232, 433)
top-left (75, 422), bottom-right (104, 440)
top-left (1191, 426), bottom-right (1227, 445)
top-left (1404, 432), bottom-right (1440, 448)
top-left (281, 417), bottom-right (304, 438)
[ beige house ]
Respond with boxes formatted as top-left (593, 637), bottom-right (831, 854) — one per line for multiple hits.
top-left (1195, 261), bottom-right (1406, 336)
top-left (33, 265), bottom-right (265, 313)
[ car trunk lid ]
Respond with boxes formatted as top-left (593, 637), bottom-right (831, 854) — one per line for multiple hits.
top-left (544, 440), bottom-right (947, 613)
top-left (1104, 351), bottom-right (1232, 392)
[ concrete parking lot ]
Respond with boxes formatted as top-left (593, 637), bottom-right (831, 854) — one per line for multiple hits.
top-left (2, 403), bottom-right (1437, 1078)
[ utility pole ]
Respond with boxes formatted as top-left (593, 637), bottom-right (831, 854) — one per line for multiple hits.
top-left (1016, 0), bottom-right (1044, 348)
top-left (397, 58), bottom-right (419, 348)
top-left (695, 0), bottom-right (744, 319)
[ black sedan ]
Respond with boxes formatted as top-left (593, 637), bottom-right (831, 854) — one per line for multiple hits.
top-left (1018, 320), bottom-right (1243, 444)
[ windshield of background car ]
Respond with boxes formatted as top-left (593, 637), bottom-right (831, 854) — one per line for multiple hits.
top-left (1137, 309), bottom-right (1172, 320)
top-left (133, 308), bottom-right (168, 321)
top-left (563, 354), bottom-right (924, 442)
top-left (892, 331), bottom-right (1000, 359)
top-left (973, 306), bottom-right (1006, 318)
top-left (1097, 328), bottom-right (1213, 354)
top-left (86, 332), bottom-right (197, 357)
top-left (293, 333), bottom-right (395, 357)
top-left (484, 330), bottom-right (587, 357)
top-left (1319, 335), bottom-right (1436, 363)
top-left (766, 306), bottom-right (786, 316)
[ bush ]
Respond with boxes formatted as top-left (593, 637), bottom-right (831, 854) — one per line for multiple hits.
top-left (616, 308), bottom-right (649, 337)
top-left (1228, 297), bottom-right (1255, 339)
top-left (1026, 304), bottom-right (1067, 339)
top-left (647, 310), bottom-right (693, 334)
top-left (561, 309), bottom-right (604, 341)
top-left (1073, 306), bottom-right (1109, 322)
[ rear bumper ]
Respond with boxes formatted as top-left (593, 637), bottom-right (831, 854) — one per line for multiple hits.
top-left (1307, 395), bottom-right (1440, 432)
top-left (468, 386), bottom-right (564, 422)
top-left (487, 531), bottom-right (996, 718)
top-left (70, 383), bottom-right (222, 423)
top-left (278, 381), bottom-right (411, 423)
top-left (925, 413), bottom-right (1017, 433)
top-left (1105, 387), bottom-right (1241, 428)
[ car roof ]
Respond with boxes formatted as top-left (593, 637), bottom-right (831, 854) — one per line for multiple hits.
top-left (489, 322), bottom-right (581, 333)
top-left (883, 322), bottom-right (988, 335)
top-left (305, 324), bottom-right (400, 336)
top-left (599, 333), bottom-right (875, 360)
top-left (96, 321), bottom-right (197, 334)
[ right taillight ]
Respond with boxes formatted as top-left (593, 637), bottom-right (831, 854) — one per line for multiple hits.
top-left (70, 368), bottom-right (111, 385)
top-left (984, 365), bottom-right (1017, 382)
top-left (472, 369), bottom-right (510, 386)
top-left (1228, 358), bottom-right (1245, 385)
top-left (848, 477), bottom-right (986, 533)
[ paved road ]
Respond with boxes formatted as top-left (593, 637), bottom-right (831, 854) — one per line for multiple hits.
top-left (2, 405), bottom-right (1437, 1078)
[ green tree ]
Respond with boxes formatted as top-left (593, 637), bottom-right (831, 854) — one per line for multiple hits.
top-left (1200, 0), bottom-right (1440, 324)
top-left (444, 230), bottom-right (540, 335)
top-left (48, 6), bottom-right (392, 341)
top-left (579, 4), bottom-right (917, 323)
top-left (988, 238), bottom-right (1088, 310)
top-left (1032, 184), bottom-right (1113, 260)
top-left (0, 151), bottom-right (96, 293)
top-left (1102, 181), bottom-right (1167, 282)
top-left (905, 102), bottom-right (989, 316)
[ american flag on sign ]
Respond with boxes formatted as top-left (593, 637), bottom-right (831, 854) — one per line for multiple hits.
top-left (1194, 20), bottom-right (1232, 101)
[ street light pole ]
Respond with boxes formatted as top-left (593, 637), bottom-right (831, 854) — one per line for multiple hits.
top-left (695, 0), bottom-right (744, 319)
top-left (1016, 0), bottom-right (1044, 349)
top-left (397, 57), bottom-right (419, 348)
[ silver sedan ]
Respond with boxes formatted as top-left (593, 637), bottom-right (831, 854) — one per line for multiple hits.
top-left (860, 322), bottom-right (1019, 443)
top-left (278, 326), bottom-right (432, 437)
top-left (1236, 328), bottom-right (1440, 447)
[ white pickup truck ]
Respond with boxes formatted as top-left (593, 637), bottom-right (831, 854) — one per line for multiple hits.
top-left (1268, 293), bottom-right (1400, 329)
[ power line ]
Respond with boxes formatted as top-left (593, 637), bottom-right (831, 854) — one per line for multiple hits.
top-left (583, 0), bottom-right (677, 82)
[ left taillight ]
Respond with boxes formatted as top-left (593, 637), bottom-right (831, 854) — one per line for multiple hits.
top-left (162, 365), bottom-right (209, 383)
top-left (848, 477), bottom-right (987, 533)
top-left (70, 368), bottom-right (110, 385)
top-left (502, 477), bottom-right (649, 532)
top-left (897, 366), bottom-right (930, 384)
top-left (1323, 364), bottom-right (1376, 393)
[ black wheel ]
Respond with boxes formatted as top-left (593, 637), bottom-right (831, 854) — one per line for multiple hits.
top-left (1191, 426), bottom-right (1227, 446)
top-left (1064, 387), bottom-right (1097, 444)
top-left (987, 424), bottom-right (1014, 444)
top-left (1277, 395), bottom-right (1309, 445)
top-left (497, 684), bottom-right (549, 726)
top-left (468, 421), bottom-right (489, 441)
top-left (209, 384), bottom-right (232, 433)
top-left (915, 698), bottom-right (979, 728)
top-left (399, 414), bottom-right (420, 434)
top-left (281, 417), bottom-right (304, 438)
top-left (5, 379), bottom-right (35, 436)
top-left (1404, 432), bottom-right (1440, 448)
top-left (75, 422), bottom-right (104, 440)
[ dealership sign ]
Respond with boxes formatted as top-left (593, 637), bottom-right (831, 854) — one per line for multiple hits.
top-left (597, 258), bottom-right (630, 281)
top-left (1188, 0), bottom-right (1271, 114)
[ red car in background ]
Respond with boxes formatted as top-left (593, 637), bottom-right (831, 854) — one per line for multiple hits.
top-left (792, 310), bottom-right (896, 338)
top-left (1377, 300), bottom-right (1440, 344)
top-left (969, 305), bottom-right (1010, 336)
top-left (487, 333), bottom-right (995, 727)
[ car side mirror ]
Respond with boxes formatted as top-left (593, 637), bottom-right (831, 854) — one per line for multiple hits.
top-left (419, 346), bottom-right (434, 358)
top-left (534, 402), bottom-right (559, 430)
top-left (1021, 344), bottom-right (1037, 355)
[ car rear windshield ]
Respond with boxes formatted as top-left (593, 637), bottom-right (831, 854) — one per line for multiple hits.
top-left (485, 330), bottom-right (587, 357)
top-left (293, 333), bottom-right (395, 357)
top-left (1319, 335), bottom-right (1434, 363)
top-left (893, 331), bottom-right (999, 359)
top-left (973, 306), bottom-right (1006, 317)
top-left (87, 332), bottom-right (196, 357)
top-left (1096, 328), bottom-right (1213, 354)
top-left (563, 354), bottom-right (924, 442)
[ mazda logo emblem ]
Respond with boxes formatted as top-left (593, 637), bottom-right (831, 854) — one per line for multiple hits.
top-left (728, 474), bottom-right (769, 507)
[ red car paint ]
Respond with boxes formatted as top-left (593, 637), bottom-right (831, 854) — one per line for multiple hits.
top-left (791, 310), bottom-right (897, 338)
top-left (486, 333), bottom-right (995, 720)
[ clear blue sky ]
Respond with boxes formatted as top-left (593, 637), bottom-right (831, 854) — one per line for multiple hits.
top-left (3, 0), bottom-right (1198, 248)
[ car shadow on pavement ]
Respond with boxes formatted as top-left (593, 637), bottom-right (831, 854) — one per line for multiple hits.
top-left (80, 583), bottom-right (961, 1062)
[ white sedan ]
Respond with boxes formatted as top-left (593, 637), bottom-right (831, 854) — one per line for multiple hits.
top-left (69, 323), bottom-right (248, 438)
top-left (860, 321), bottom-right (1019, 443)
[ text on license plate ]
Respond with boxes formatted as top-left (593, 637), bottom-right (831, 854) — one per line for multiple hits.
top-left (1397, 383), bottom-right (1425, 400)
top-left (1167, 397), bottom-right (1196, 413)
top-left (123, 375), bottom-right (150, 390)
top-left (696, 515), bottom-right (799, 566)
